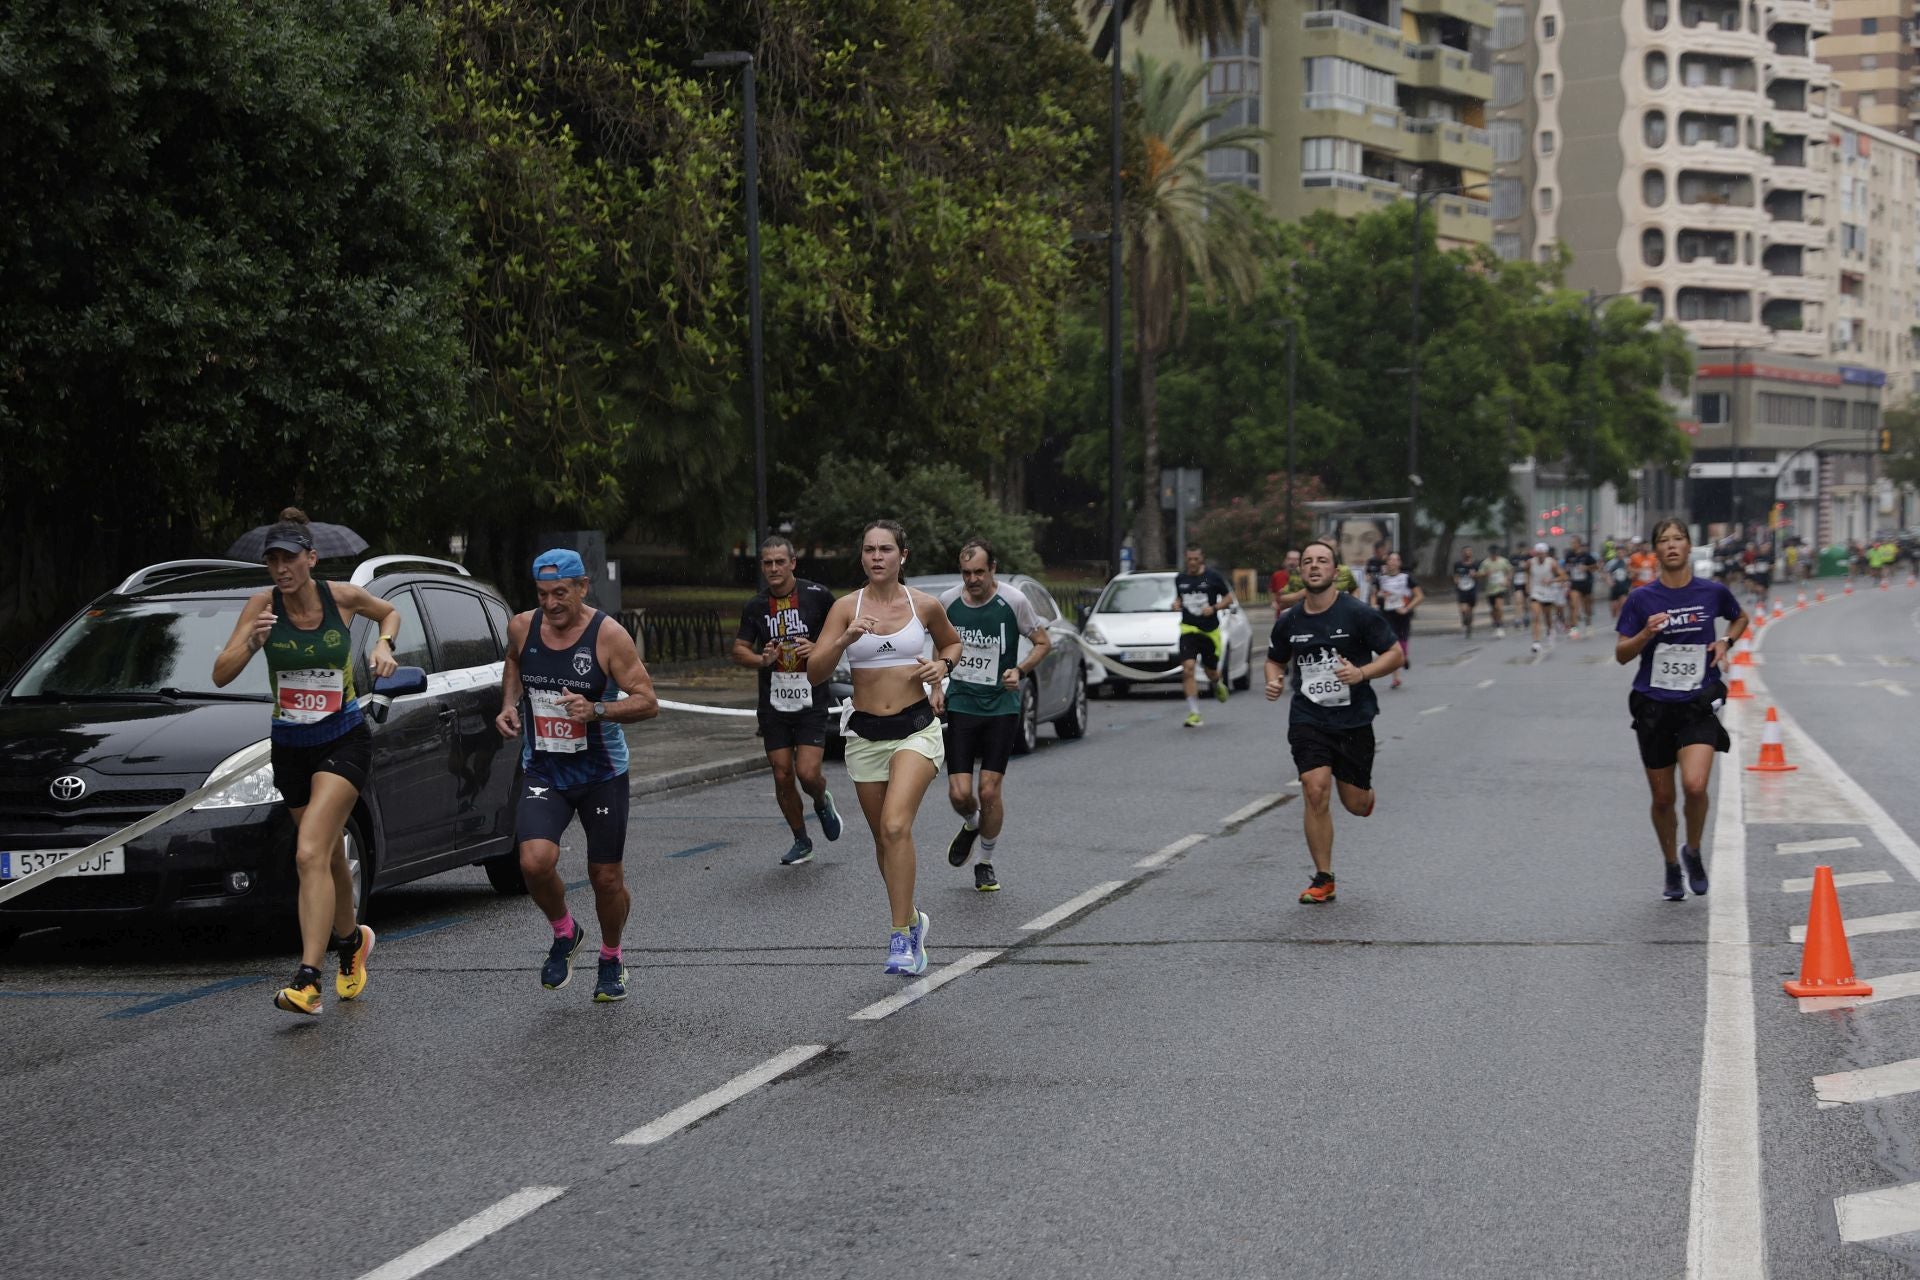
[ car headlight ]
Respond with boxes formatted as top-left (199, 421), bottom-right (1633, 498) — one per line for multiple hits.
top-left (1083, 622), bottom-right (1106, 645)
top-left (832, 661), bottom-right (851, 683)
top-left (195, 740), bottom-right (283, 809)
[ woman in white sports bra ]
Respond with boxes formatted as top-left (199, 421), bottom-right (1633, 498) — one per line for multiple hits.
top-left (809, 519), bottom-right (962, 977)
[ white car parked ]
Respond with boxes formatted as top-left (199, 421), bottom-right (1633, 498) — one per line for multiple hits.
top-left (1079, 572), bottom-right (1253, 696)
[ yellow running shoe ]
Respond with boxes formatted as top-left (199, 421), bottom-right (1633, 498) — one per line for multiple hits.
top-left (275, 966), bottom-right (323, 1016)
top-left (335, 924), bottom-right (375, 1000)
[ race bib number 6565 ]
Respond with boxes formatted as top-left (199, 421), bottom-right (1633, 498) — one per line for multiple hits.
top-left (1298, 659), bottom-right (1351, 708)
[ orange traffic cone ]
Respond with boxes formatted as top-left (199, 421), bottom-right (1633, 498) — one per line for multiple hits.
top-left (1796, 590), bottom-right (1808, 610)
top-left (1908, 573), bottom-right (1917, 589)
top-left (1784, 866), bottom-right (1873, 998)
top-left (1732, 635), bottom-right (1753, 667)
top-left (1747, 706), bottom-right (1798, 773)
top-left (1816, 587), bottom-right (1826, 604)
top-left (1845, 581), bottom-right (1854, 596)
top-left (1751, 610), bottom-right (1766, 632)
top-left (1772, 600), bottom-right (1785, 618)
top-left (1881, 577), bottom-right (1891, 591)
top-left (1727, 672), bottom-right (1753, 700)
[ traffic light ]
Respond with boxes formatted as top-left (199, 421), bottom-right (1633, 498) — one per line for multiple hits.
top-left (1881, 427), bottom-right (1894, 452)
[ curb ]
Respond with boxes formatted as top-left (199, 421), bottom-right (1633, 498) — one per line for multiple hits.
top-left (630, 751), bottom-right (770, 799)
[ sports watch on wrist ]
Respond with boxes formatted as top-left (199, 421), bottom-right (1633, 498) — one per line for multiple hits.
top-left (592, 701), bottom-right (606, 720)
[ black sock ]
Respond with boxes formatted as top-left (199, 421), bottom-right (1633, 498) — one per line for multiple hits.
top-left (330, 929), bottom-right (360, 954)
top-left (295, 963), bottom-right (322, 982)
top-left (1312, 871), bottom-right (1334, 885)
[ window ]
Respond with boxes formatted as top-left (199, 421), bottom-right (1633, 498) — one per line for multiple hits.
top-left (1640, 287), bottom-right (1665, 321)
top-left (1644, 111), bottom-right (1667, 146)
top-left (1301, 137), bottom-right (1365, 173)
top-left (1023, 585), bottom-right (1060, 622)
top-left (1863, 16), bottom-right (1878, 34)
top-left (1823, 399), bottom-right (1847, 431)
top-left (1493, 231), bottom-right (1523, 260)
top-left (1863, 54), bottom-right (1879, 71)
top-left (1646, 52), bottom-right (1669, 89)
top-left (1862, 93), bottom-right (1879, 112)
top-left (483, 598), bottom-right (511, 650)
top-left (1493, 62), bottom-right (1525, 107)
top-left (1542, 14), bottom-right (1557, 37)
top-left (1853, 401), bottom-right (1881, 430)
top-left (1648, 0), bottom-right (1669, 28)
top-left (1302, 57), bottom-right (1398, 110)
top-left (422, 588), bottom-right (501, 671)
top-left (1540, 72), bottom-right (1556, 97)
top-left (1539, 186), bottom-right (1555, 211)
top-left (1491, 119), bottom-right (1524, 162)
top-left (374, 589), bottom-right (434, 673)
top-left (1540, 129), bottom-right (1556, 154)
top-left (1643, 168), bottom-right (1667, 206)
top-left (1643, 228), bottom-right (1666, 265)
top-left (1493, 4), bottom-right (1526, 49)
top-left (1696, 391), bottom-right (1729, 424)
top-left (1492, 177), bottom-right (1524, 218)
top-left (1758, 392), bottom-right (1816, 426)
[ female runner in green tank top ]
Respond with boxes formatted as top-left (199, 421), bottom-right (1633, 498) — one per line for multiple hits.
top-left (213, 508), bottom-right (403, 1016)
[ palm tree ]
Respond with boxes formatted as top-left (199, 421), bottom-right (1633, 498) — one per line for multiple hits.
top-left (1087, 1), bottom-right (1265, 61)
top-left (1126, 54), bottom-right (1265, 567)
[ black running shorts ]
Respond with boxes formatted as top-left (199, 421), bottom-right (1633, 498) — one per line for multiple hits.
top-left (515, 774), bottom-right (629, 863)
top-left (1287, 722), bottom-right (1376, 790)
top-left (1628, 690), bottom-right (1730, 771)
top-left (1179, 628), bottom-right (1223, 668)
top-left (945, 710), bottom-right (1020, 776)
top-left (271, 722), bottom-right (372, 809)
top-left (760, 709), bottom-right (828, 753)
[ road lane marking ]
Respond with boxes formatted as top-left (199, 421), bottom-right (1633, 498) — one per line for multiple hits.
top-left (667, 840), bottom-right (730, 858)
top-left (1220, 794), bottom-right (1285, 830)
top-left (1836, 1182), bottom-right (1920, 1243)
top-left (1803, 653), bottom-right (1845, 666)
top-left (383, 917), bottom-right (471, 942)
top-left (849, 950), bottom-right (1002, 1021)
top-left (1763, 702), bottom-right (1920, 886)
top-left (1020, 881), bottom-right (1130, 931)
top-left (1476, 678), bottom-right (1496, 689)
top-left (103, 976), bottom-right (265, 1020)
top-left (1685, 703), bottom-right (1765, 1280)
top-left (354, 1185), bottom-right (567, 1280)
top-left (1792, 911), bottom-right (1920, 943)
top-left (0, 990), bottom-right (161, 1001)
top-left (1814, 1057), bottom-right (1920, 1107)
top-left (1876, 655), bottom-right (1914, 667)
top-left (1859, 679), bottom-right (1912, 697)
top-left (1419, 704), bottom-right (1449, 715)
top-left (1782, 870), bottom-right (1893, 893)
top-left (1136, 834), bottom-right (1208, 870)
top-left (1775, 836), bottom-right (1863, 856)
top-left (614, 1045), bottom-right (826, 1146)
top-left (1798, 969), bottom-right (1920, 1013)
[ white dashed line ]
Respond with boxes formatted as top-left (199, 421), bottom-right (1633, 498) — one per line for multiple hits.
top-left (1781, 870), bottom-right (1893, 893)
top-left (1476, 678), bottom-right (1496, 689)
top-left (1764, 703), bottom-right (1920, 885)
top-left (1419, 704), bottom-right (1449, 716)
top-left (613, 1044), bottom-right (825, 1146)
top-left (1814, 1057), bottom-right (1920, 1107)
top-left (1221, 794), bottom-right (1286, 828)
top-left (848, 950), bottom-right (1002, 1021)
top-left (1798, 969), bottom-right (1920, 1013)
top-left (1136, 834), bottom-right (1208, 870)
top-left (1792, 910), bottom-right (1920, 944)
top-left (1020, 881), bottom-right (1129, 932)
top-left (1775, 836), bottom-right (1863, 856)
top-left (1836, 1182), bottom-right (1920, 1243)
top-left (354, 1186), bottom-right (567, 1280)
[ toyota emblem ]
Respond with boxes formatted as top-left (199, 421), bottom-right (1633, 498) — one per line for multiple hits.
top-left (49, 775), bottom-right (86, 802)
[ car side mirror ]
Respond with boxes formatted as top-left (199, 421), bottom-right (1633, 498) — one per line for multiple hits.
top-left (1076, 604), bottom-right (1090, 627)
top-left (364, 665), bottom-right (428, 725)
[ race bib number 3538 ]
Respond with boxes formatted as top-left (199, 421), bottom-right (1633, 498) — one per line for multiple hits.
top-left (1651, 644), bottom-right (1707, 693)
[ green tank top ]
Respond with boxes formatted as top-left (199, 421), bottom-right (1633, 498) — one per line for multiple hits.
top-left (264, 580), bottom-right (361, 743)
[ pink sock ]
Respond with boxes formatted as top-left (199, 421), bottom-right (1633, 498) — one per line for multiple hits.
top-left (551, 913), bottom-right (575, 939)
top-left (599, 945), bottom-right (621, 962)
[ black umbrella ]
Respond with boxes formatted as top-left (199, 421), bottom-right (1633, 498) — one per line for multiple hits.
top-left (225, 522), bottom-right (369, 562)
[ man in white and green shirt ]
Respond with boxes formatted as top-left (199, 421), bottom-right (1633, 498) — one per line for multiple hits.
top-left (939, 539), bottom-right (1051, 892)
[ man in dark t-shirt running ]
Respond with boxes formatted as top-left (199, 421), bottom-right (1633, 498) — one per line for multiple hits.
top-left (1265, 539), bottom-right (1404, 905)
top-left (732, 536), bottom-right (844, 866)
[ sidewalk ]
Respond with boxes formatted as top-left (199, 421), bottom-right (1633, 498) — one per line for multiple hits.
top-left (620, 661), bottom-right (768, 797)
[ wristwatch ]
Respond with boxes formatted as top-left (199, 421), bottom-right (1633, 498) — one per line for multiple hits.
top-left (939, 658), bottom-right (956, 675)
top-left (592, 701), bottom-right (606, 720)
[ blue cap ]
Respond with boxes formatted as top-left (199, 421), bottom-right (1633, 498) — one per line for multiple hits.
top-left (532, 549), bottom-right (587, 581)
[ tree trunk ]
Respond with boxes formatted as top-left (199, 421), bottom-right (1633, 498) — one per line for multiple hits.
top-left (1431, 520), bottom-right (1459, 580)
top-left (1137, 342), bottom-right (1165, 570)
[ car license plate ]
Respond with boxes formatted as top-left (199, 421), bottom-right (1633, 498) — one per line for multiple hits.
top-left (0, 848), bottom-right (125, 880)
top-left (1122, 650), bottom-right (1163, 664)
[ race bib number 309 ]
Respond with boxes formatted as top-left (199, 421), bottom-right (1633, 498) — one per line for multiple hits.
top-left (277, 669), bottom-right (344, 724)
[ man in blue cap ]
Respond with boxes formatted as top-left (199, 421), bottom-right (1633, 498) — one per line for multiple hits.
top-left (495, 549), bottom-right (657, 1001)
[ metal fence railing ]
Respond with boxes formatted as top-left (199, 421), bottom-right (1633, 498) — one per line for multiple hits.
top-left (618, 608), bottom-right (733, 665)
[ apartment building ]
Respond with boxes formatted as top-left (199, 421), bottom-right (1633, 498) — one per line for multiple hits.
top-left (1119, 0), bottom-right (1497, 244)
top-left (1822, 0), bottom-right (1915, 133)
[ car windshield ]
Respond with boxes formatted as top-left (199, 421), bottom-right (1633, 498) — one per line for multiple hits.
top-left (1096, 577), bottom-right (1176, 614)
top-left (8, 600), bottom-right (272, 701)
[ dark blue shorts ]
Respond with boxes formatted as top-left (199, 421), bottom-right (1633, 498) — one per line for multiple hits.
top-left (515, 774), bottom-right (629, 863)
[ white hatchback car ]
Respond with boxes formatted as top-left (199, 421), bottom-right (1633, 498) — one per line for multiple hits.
top-left (1079, 572), bottom-right (1253, 696)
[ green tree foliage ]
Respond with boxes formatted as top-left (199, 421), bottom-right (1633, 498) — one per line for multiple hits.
top-left (0, 0), bottom-right (467, 628)
top-left (1188, 471), bottom-right (1330, 571)
top-left (786, 456), bottom-right (1044, 577)
top-left (1880, 400), bottom-right (1920, 490)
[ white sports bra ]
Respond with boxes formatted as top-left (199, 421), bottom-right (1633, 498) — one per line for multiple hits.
top-left (844, 588), bottom-right (929, 669)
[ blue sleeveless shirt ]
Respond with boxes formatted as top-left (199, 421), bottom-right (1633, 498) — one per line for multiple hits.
top-left (518, 610), bottom-right (630, 786)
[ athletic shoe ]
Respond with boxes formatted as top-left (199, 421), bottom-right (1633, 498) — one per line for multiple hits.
top-left (1569, 627), bottom-right (1581, 640)
top-left (948, 822), bottom-right (980, 867)
top-left (1664, 862), bottom-right (1686, 901)
top-left (1494, 627), bottom-right (1506, 639)
top-left (781, 837), bottom-right (814, 866)
top-left (1184, 712), bottom-right (1203, 728)
top-left (1299, 872), bottom-right (1337, 905)
top-left (816, 791), bottom-right (843, 842)
top-left (883, 911), bottom-right (931, 977)
top-left (974, 862), bottom-right (1000, 892)
top-left (593, 958), bottom-right (629, 1002)
top-left (1681, 844), bottom-right (1709, 896)
top-left (334, 924), bottom-right (375, 1001)
top-left (274, 965), bottom-right (323, 1016)
top-left (1530, 641), bottom-right (1541, 654)
top-left (1213, 680), bottom-right (1229, 704)
top-left (1390, 674), bottom-right (1402, 690)
top-left (541, 921), bottom-right (585, 989)
top-left (907, 909), bottom-right (930, 974)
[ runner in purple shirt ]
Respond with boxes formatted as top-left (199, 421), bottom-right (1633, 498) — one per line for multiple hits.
top-left (1615, 518), bottom-right (1748, 902)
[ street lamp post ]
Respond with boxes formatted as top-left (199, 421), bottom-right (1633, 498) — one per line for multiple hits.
top-left (1730, 344), bottom-right (1746, 538)
top-left (1107, 3), bottom-right (1127, 575)
top-left (1286, 315), bottom-right (1298, 546)
top-left (696, 51), bottom-right (768, 561)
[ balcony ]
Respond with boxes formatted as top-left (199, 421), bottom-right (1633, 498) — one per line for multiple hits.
top-left (1300, 11), bottom-right (1408, 74)
top-left (1434, 194), bottom-right (1493, 243)
top-left (1401, 0), bottom-right (1497, 29)
top-left (1765, 0), bottom-right (1831, 33)
top-left (1403, 117), bottom-right (1494, 169)
top-left (1405, 44), bottom-right (1494, 100)
top-left (1765, 271), bottom-right (1826, 301)
top-left (1299, 171), bottom-right (1406, 219)
top-left (1763, 217), bottom-right (1827, 246)
top-left (1769, 326), bottom-right (1828, 356)
top-left (1767, 54), bottom-right (1822, 84)
top-left (1301, 93), bottom-right (1407, 154)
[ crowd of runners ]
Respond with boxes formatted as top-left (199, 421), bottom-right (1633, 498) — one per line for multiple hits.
top-left (201, 507), bottom-right (1872, 1016)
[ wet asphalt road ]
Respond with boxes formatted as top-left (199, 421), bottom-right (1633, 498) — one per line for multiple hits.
top-left (4, 586), bottom-right (1920, 1279)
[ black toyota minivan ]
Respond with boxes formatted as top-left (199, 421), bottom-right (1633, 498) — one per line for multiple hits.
top-left (0, 555), bottom-right (530, 944)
